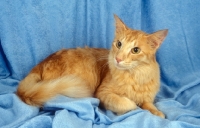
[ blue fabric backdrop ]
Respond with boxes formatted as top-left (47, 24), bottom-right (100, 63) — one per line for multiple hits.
top-left (0, 0), bottom-right (200, 128)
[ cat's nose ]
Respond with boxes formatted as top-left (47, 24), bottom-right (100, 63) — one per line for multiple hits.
top-left (116, 57), bottom-right (122, 63)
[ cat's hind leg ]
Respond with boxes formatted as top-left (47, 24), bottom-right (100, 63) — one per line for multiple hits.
top-left (141, 102), bottom-right (165, 118)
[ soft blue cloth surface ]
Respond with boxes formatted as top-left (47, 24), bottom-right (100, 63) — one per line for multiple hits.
top-left (0, 0), bottom-right (200, 128)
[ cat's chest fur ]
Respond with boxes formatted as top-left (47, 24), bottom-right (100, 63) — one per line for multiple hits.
top-left (105, 62), bottom-right (160, 105)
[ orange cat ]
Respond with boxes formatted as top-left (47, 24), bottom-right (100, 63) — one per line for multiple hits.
top-left (17, 15), bottom-right (168, 118)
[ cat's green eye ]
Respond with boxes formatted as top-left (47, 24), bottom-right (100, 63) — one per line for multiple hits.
top-left (116, 41), bottom-right (122, 49)
top-left (131, 47), bottom-right (141, 54)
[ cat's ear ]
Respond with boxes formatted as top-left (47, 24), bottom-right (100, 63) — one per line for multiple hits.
top-left (148, 29), bottom-right (168, 49)
top-left (114, 14), bottom-right (128, 34)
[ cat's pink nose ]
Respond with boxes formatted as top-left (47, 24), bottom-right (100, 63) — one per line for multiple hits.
top-left (116, 57), bottom-right (122, 63)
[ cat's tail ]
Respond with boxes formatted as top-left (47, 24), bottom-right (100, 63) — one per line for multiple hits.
top-left (16, 73), bottom-right (92, 106)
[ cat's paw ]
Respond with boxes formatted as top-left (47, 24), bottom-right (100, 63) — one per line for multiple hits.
top-left (151, 110), bottom-right (165, 118)
top-left (115, 97), bottom-right (137, 115)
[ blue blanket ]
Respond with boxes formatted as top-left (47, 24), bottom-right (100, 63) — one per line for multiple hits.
top-left (1, 0), bottom-right (200, 128)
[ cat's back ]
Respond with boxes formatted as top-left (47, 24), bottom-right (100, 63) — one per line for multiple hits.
top-left (34, 47), bottom-right (109, 84)
top-left (59, 47), bottom-right (109, 59)
top-left (42, 47), bottom-right (109, 63)
top-left (53, 47), bottom-right (109, 65)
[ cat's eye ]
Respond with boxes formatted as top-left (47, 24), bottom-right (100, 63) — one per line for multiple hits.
top-left (116, 40), bottom-right (122, 49)
top-left (131, 47), bottom-right (141, 54)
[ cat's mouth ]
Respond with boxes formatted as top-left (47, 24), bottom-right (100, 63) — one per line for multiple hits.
top-left (112, 58), bottom-right (139, 70)
top-left (113, 60), bottom-right (134, 70)
top-left (109, 54), bottom-right (136, 70)
top-left (115, 63), bottom-right (128, 70)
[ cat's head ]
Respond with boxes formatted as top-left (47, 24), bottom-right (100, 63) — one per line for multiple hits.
top-left (109, 15), bottom-right (168, 70)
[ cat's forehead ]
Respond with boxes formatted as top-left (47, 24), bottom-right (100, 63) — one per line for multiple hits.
top-left (122, 30), bottom-right (147, 45)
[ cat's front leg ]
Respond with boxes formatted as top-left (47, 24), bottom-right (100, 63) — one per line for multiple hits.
top-left (96, 91), bottom-right (137, 115)
top-left (141, 102), bottom-right (165, 118)
top-left (114, 96), bottom-right (137, 115)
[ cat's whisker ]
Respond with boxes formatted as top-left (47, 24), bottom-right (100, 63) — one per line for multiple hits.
top-left (128, 68), bottom-right (132, 73)
top-left (96, 56), bottom-right (108, 62)
top-left (101, 61), bottom-right (109, 69)
top-left (97, 58), bottom-right (107, 61)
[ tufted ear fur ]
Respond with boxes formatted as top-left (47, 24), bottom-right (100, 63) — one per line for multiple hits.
top-left (114, 14), bottom-right (128, 34)
top-left (147, 29), bottom-right (168, 49)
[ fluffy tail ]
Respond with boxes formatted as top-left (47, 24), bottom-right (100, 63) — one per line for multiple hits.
top-left (17, 73), bottom-right (92, 106)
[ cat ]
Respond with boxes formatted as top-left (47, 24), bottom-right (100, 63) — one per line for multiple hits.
top-left (17, 15), bottom-right (168, 118)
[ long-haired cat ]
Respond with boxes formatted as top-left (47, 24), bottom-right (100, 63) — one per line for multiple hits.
top-left (17, 15), bottom-right (168, 118)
